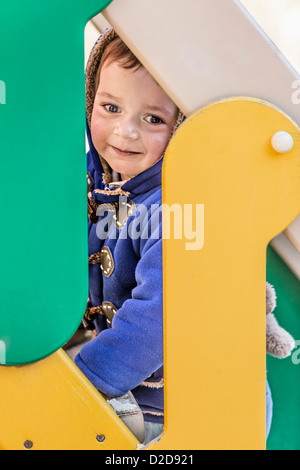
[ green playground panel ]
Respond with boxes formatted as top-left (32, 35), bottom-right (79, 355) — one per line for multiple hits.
top-left (0, 0), bottom-right (113, 365)
top-left (267, 246), bottom-right (300, 450)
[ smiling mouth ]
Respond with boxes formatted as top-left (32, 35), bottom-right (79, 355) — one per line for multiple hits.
top-left (110, 145), bottom-right (141, 157)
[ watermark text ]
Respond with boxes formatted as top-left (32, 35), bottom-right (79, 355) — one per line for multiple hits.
top-left (0, 80), bottom-right (6, 104)
top-left (0, 340), bottom-right (6, 364)
top-left (291, 340), bottom-right (300, 365)
top-left (291, 80), bottom-right (300, 105)
top-left (96, 199), bottom-right (204, 251)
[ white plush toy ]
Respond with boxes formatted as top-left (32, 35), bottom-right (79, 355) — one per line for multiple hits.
top-left (266, 282), bottom-right (295, 359)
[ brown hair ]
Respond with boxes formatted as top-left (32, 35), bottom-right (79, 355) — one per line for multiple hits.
top-left (95, 37), bottom-right (143, 92)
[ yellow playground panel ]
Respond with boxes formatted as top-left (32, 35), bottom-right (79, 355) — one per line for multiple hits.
top-left (0, 0), bottom-right (299, 450)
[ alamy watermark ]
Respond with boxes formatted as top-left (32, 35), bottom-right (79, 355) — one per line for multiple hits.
top-left (0, 341), bottom-right (6, 364)
top-left (291, 80), bottom-right (300, 104)
top-left (0, 80), bottom-right (6, 104)
top-left (291, 340), bottom-right (300, 365)
top-left (96, 198), bottom-right (205, 251)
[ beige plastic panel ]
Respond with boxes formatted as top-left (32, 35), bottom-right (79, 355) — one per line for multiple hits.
top-left (284, 216), bottom-right (300, 253)
top-left (274, 214), bottom-right (300, 278)
top-left (92, 12), bottom-right (111, 33)
top-left (271, 233), bottom-right (300, 281)
top-left (102, 0), bottom-right (300, 123)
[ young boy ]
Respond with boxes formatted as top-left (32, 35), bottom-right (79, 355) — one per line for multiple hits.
top-left (75, 28), bottom-right (184, 444)
top-left (76, 27), bottom-right (273, 444)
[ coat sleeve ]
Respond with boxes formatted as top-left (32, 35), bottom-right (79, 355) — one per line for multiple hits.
top-left (75, 233), bottom-right (163, 397)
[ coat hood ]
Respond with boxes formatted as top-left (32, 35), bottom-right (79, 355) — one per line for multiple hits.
top-left (85, 27), bottom-right (185, 186)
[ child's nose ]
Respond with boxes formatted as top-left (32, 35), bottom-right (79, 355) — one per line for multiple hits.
top-left (114, 116), bottom-right (139, 140)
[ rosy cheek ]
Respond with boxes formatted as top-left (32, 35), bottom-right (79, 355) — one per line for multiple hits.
top-left (91, 115), bottom-right (108, 150)
top-left (147, 132), bottom-right (171, 158)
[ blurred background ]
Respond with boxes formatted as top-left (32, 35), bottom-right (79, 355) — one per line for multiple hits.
top-left (241, 0), bottom-right (300, 73)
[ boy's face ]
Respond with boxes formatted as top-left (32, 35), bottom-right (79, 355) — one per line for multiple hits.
top-left (91, 60), bottom-right (178, 181)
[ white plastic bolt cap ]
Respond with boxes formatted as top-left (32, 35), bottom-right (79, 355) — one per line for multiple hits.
top-left (271, 131), bottom-right (294, 154)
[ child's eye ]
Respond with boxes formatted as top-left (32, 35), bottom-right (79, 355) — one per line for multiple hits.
top-left (145, 115), bottom-right (165, 125)
top-left (103, 104), bottom-right (120, 113)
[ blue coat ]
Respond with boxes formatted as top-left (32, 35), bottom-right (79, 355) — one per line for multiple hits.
top-left (75, 124), bottom-right (165, 423)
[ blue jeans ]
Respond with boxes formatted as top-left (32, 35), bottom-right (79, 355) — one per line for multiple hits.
top-left (144, 422), bottom-right (164, 445)
top-left (266, 379), bottom-right (273, 439)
